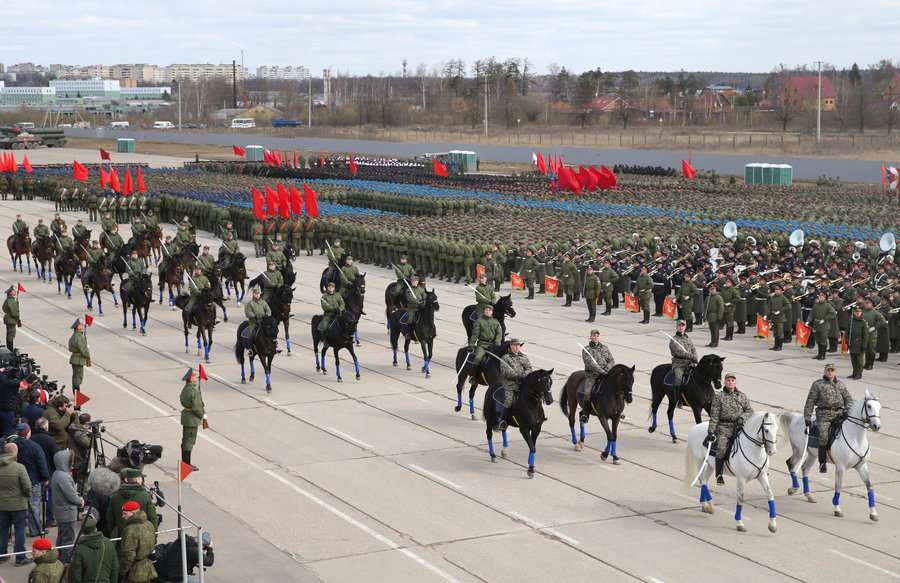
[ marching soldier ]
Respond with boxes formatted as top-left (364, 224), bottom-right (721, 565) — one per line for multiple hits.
top-left (180, 368), bottom-right (206, 471)
top-left (497, 338), bottom-right (532, 430)
top-left (582, 264), bottom-right (601, 322)
top-left (808, 291), bottom-right (836, 360)
top-left (318, 281), bottom-right (345, 333)
top-left (767, 284), bottom-right (791, 351)
top-left (520, 248), bottom-right (538, 300)
top-left (468, 304), bottom-right (502, 368)
top-left (636, 265), bottom-right (653, 324)
top-left (704, 372), bottom-right (753, 484)
top-left (804, 363), bottom-right (852, 473)
top-left (242, 287), bottom-right (271, 342)
top-left (581, 329), bottom-right (615, 423)
top-left (87, 188), bottom-right (99, 221)
top-left (677, 273), bottom-right (698, 331)
top-left (598, 260), bottom-right (618, 316)
top-left (670, 320), bottom-right (698, 407)
top-left (252, 220), bottom-right (265, 258)
top-left (2, 285), bottom-right (21, 350)
top-left (68, 318), bottom-right (90, 407)
top-left (704, 284), bottom-right (724, 347)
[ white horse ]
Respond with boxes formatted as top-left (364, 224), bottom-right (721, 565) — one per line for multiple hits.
top-left (780, 390), bottom-right (881, 521)
top-left (684, 411), bottom-right (779, 533)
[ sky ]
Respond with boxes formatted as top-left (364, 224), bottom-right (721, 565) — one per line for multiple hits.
top-left (3, 0), bottom-right (898, 76)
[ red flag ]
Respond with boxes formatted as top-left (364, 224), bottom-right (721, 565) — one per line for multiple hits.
top-left (99, 167), bottom-right (108, 188)
top-left (681, 159), bottom-right (696, 180)
top-left (232, 145), bottom-right (246, 157)
top-left (198, 363), bottom-right (209, 381)
top-left (277, 183), bottom-right (291, 218)
top-left (600, 165), bottom-right (617, 190)
top-left (559, 167), bottom-right (582, 194)
top-left (137, 166), bottom-right (146, 194)
top-left (756, 315), bottom-right (770, 338)
top-left (73, 160), bottom-right (89, 182)
top-left (251, 187), bottom-right (266, 220)
top-left (349, 155), bottom-right (358, 176)
top-left (123, 167), bottom-right (134, 196)
top-left (179, 460), bottom-right (193, 482)
top-left (795, 321), bottom-right (811, 347)
top-left (624, 293), bottom-right (640, 312)
top-left (75, 391), bottom-right (91, 407)
top-left (0, 153), bottom-right (7, 173)
top-left (99, 148), bottom-right (111, 161)
top-left (263, 149), bottom-right (277, 166)
top-left (273, 150), bottom-right (282, 167)
top-left (289, 185), bottom-right (304, 215)
top-left (264, 186), bottom-right (279, 217)
top-left (84, 314), bottom-right (94, 327)
top-left (663, 297), bottom-right (677, 319)
top-left (510, 273), bottom-right (525, 290)
top-left (318, 153), bottom-right (325, 167)
top-left (841, 332), bottom-right (849, 354)
top-left (433, 159), bottom-right (449, 178)
top-left (536, 152), bottom-right (547, 175)
top-left (544, 276), bottom-right (559, 295)
top-left (547, 153), bottom-right (557, 174)
top-left (109, 167), bottom-right (121, 193)
top-left (21, 155), bottom-right (32, 174)
top-left (303, 183), bottom-right (320, 218)
top-left (17, 283), bottom-right (25, 293)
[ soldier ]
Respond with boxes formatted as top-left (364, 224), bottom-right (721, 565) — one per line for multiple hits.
top-left (582, 264), bottom-right (601, 322)
top-left (3, 285), bottom-right (21, 350)
top-left (735, 275), bottom-right (749, 335)
top-left (266, 241), bottom-right (287, 271)
top-left (704, 372), bottom-right (753, 484)
top-left (767, 284), bottom-right (791, 351)
top-left (260, 262), bottom-right (283, 306)
top-left (327, 237), bottom-right (347, 265)
top-left (405, 274), bottom-right (425, 326)
top-left (557, 254), bottom-right (577, 306)
top-left (828, 287), bottom-right (845, 353)
top-left (219, 232), bottom-right (240, 271)
top-left (179, 368), bottom-right (205, 471)
top-left (120, 249), bottom-right (147, 299)
top-left (242, 287), bottom-right (271, 343)
top-left (67, 412), bottom-right (92, 493)
top-left (339, 255), bottom-right (360, 290)
top-left (704, 284), bottom-right (724, 347)
top-left (473, 273), bottom-right (495, 312)
top-left (847, 305), bottom-right (869, 379)
top-left (719, 277), bottom-right (739, 340)
top-left (100, 212), bottom-right (116, 236)
top-left (302, 216), bottom-right (316, 256)
top-left (105, 224), bottom-right (125, 259)
top-left (497, 338), bottom-right (532, 430)
top-left (392, 255), bottom-right (416, 300)
top-left (118, 500), bottom-right (158, 583)
top-left (33, 218), bottom-right (50, 243)
top-left (55, 225), bottom-right (74, 258)
top-left (804, 363), bottom-right (853, 473)
top-left (669, 320), bottom-right (698, 407)
top-left (130, 216), bottom-right (147, 240)
top-left (172, 222), bottom-right (193, 254)
top-left (197, 245), bottom-right (215, 276)
top-left (581, 329), bottom-right (615, 423)
top-left (636, 265), bottom-right (653, 324)
top-left (104, 468), bottom-right (158, 539)
top-left (68, 319), bottom-right (90, 408)
top-left (677, 273), bottom-right (698, 332)
top-left (318, 281), bottom-right (345, 333)
top-left (860, 298), bottom-right (886, 370)
top-left (27, 538), bottom-right (63, 580)
top-left (468, 304), bottom-right (502, 368)
top-left (185, 266), bottom-right (210, 322)
top-left (69, 513), bottom-right (119, 583)
top-left (12, 214), bottom-right (28, 236)
top-left (50, 214), bottom-right (65, 237)
top-left (808, 291), bottom-right (836, 360)
top-left (87, 188), bottom-right (100, 222)
top-left (83, 241), bottom-right (104, 282)
top-left (72, 218), bottom-right (88, 241)
top-left (252, 220), bottom-right (265, 258)
top-left (520, 248), bottom-right (538, 300)
top-left (290, 216), bottom-right (303, 259)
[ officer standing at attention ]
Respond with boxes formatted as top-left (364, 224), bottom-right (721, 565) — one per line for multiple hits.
top-left (180, 368), bottom-right (206, 471)
top-left (68, 318), bottom-right (91, 408)
top-left (2, 285), bottom-right (21, 350)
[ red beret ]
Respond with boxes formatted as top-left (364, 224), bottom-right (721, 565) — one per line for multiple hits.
top-left (122, 500), bottom-right (140, 512)
top-left (32, 538), bottom-right (53, 551)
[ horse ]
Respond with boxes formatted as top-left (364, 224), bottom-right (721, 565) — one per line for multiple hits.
top-left (206, 267), bottom-right (229, 323)
top-left (311, 310), bottom-right (360, 382)
top-left (559, 364), bottom-right (635, 461)
top-left (780, 391), bottom-right (882, 521)
top-left (220, 252), bottom-right (247, 305)
top-left (280, 261), bottom-right (296, 286)
top-left (462, 294), bottom-right (516, 338)
top-left (483, 369), bottom-right (554, 478)
top-left (109, 248), bottom-right (130, 282)
top-left (81, 263), bottom-right (117, 315)
top-left (388, 289), bottom-right (438, 377)
top-left (250, 275), bottom-right (294, 355)
top-left (235, 316), bottom-right (280, 393)
top-left (320, 264), bottom-right (342, 294)
top-left (128, 233), bottom-right (151, 267)
top-left (148, 225), bottom-right (162, 263)
top-left (648, 354), bottom-right (725, 442)
top-left (157, 256), bottom-right (184, 308)
top-left (32, 238), bottom-right (56, 282)
top-left (7, 228), bottom-right (32, 274)
top-left (685, 411), bottom-right (779, 533)
top-left (120, 273), bottom-right (152, 335)
top-left (73, 231), bottom-right (91, 264)
top-left (453, 342), bottom-right (508, 419)
top-left (54, 251), bottom-right (79, 299)
top-left (384, 281), bottom-right (407, 323)
top-left (341, 274), bottom-right (367, 346)
top-left (174, 290), bottom-right (216, 362)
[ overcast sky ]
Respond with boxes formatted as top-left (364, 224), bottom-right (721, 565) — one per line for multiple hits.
top-left (3, 0), bottom-right (897, 75)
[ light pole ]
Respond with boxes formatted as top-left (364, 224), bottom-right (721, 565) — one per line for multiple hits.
top-left (815, 60), bottom-right (823, 144)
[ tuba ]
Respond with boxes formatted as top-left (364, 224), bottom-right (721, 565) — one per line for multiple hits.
top-left (723, 221), bottom-right (738, 242)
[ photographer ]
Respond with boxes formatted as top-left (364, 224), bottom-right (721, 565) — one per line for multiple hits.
top-left (13, 423), bottom-right (49, 537)
top-left (0, 366), bottom-right (19, 437)
top-left (105, 468), bottom-right (158, 540)
top-left (68, 413), bottom-right (93, 493)
top-left (19, 374), bottom-right (49, 428)
top-left (30, 417), bottom-right (57, 527)
top-left (42, 395), bottom-right (76, 450)
top-left (154, 532), bottom-right (214, 583)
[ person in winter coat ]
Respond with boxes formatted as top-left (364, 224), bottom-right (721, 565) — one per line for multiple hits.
top-left (0, 442), bottom-right (32, 566)
top-left (118, 502), bottom-right (157, 583)
top-left (69, 514), bottom-right (118, 583)
top-left (27, 537), bottom-right (63, 582)
top-left (50, 449), bottom-right (83, 562)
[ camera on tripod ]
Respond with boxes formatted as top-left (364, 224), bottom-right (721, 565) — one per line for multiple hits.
top-left (116, 440), bottom-right (164, 470)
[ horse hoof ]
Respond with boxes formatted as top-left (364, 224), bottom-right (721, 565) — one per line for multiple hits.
top-left (834, 508), bottom-right (843, 518)
top-left (870, 511), bottom-right (879, 522)
top-left (266, 386), bottom-right (272, 394)
top-left (787, 487), bottom-right (798, 496)
top-left (425, 372), bottom-right (431, 378)
top-left (527, 469), bottom-right (534, 479)
top-left (601, 452), bottom-right (609, 461)
top-left (612, 457), bottom-right (621, 465)
top-left (574, 442), bottom-right (583, 452)
top-left (806, 494), bottom-right (817, 503)
top-left (471, 414), bottom-right (477, 421)
top-left (454, 405), bottom-right (462, 413)
top-left (671, 437), bottom-right (678, 444)
top-left (500, 449), bottom-right (507, 459)
top-left (392, 362), bottom-right (397, 367)
top-left (768, 521), bottom-right (778, 533)
top-left (490, 456), bottom-right (497, 463)
top-left (241, 379), bottom-right (246, 384)
top-left (249, 375), bottom-right (255, 382)
top-left (736, 523), bottom-right (747, 533)
top-left (406, 366), bottom-right (411, 371)
top-left (355, 375), bottom-right (361, 380)
top-left (337, 378), bottom-right (343, 383)
top-left (648, 426), bottom-right (656, 433)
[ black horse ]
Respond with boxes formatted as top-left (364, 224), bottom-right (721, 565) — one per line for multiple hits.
top-left (81, 263), bottom-right (117, 315)
top-left (54, 251), bottom-right (79, 299)
top-left (221, 252), bottom-right (247, 305)
top-left (250, 275), bottom-right (294, 355)
top-left (207, 267), bottom-right (229, 323)
top-left (280, 261), bottom-right (296, 286)
top-left (384, 281), bottom-right (408, 323)
top-left (32, 237), bottom-right (56, 282)
top-left (483, 369), bottom-right (554, 478)
top-left (560, 364), bottom-right (635, 462)
top-left (648, 353), bottom-right (725, 442)
top-left (454, 342), bottom-right (508, 419)
top-left (175, 290), bottom-right (216, 362)
top-left (311, 310), bottom-right (360, 382)
top-left (235, 316), bottom-right (280, 393)
top-left (462, 294), bottom-right (516, 338)
top-left (7, 228), bottom-right (32, 274)
top-left (389, 289), bottom-right (438, 377)
top-left (120, 273), bottom-right (152, 335)
top-left (341, 274), bottom-right (366, 346)
top-left (157, 256), bottom-right (184, 308)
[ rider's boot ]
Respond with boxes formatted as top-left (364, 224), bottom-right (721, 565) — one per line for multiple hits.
top-left (715, 459), bottom-right (725, 485)
top-left (579, 398), bottom-right (591, 424)
top-left (675, 383), bottom-right (683, 409)
top-left (819, 446), bottom-right (828, 473)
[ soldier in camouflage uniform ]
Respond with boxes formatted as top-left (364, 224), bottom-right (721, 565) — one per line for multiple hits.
top-left (497, 338), bottom-right (532, 430)
top-left (804, 363), bottom-right (853, 473)
top-left (581, 329), bottom-right (615, 422)
top-left (468, 305), bottom-right (502, 367)
top-left (318, 281), bottom-right (345, 333)
top-left (704, 372), bottom-right (753, 484)
top-left (669, 320), bottom-right (698, 407)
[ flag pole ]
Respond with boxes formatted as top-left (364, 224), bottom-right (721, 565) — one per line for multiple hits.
top-left (178, 464), bottom-right (188, 583)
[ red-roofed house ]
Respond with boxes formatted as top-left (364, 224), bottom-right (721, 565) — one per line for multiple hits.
top-left (787, 76), bottom-right (837, 111)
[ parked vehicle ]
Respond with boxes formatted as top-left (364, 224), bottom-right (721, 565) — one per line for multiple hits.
top-left (153, 121), bottom-right (175, 129)
top-left (271, 118), bottom-right (303, 128)
top-left (110, 121), bottom-right (131, 128)
top-left (230, 118), bottom-right (256, 129)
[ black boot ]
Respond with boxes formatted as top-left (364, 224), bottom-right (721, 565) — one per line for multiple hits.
top-left (828, 337), bottom-right (838, 353)
top-left (674, 385), bottom-right (683, 409)
top-left (818, 446), bottom-right (828, 473)
top-left (817, 344), bottom-right (827, 360)
top-left (564, 295), bottom-right (572, 307)
top-left (526, 287), bottom-right (534, 300)
top-left (724, 326), bottom-right (733, 340)
top-left (579, 402), bottom-right (590, 424)
top-left (864, 352), bottom-right (874, 370)
top-left (736, 322), bottom-right (746, 334)
top-left (538, 285), bottom-right (545, 294)
top-left (715, 458), bottom-right (725, 485)
top-left (641, 310), bottom-right (650, 324)
top-left (573, 293), bottom-right (581, 302)
top-left (556, 288), bottom-right (563, 298)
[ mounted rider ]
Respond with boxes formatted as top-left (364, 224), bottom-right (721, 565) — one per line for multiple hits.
top-left (104, 223), bottom-right (125, 264)
top-left (260, 262), bottom-right (284, 306)
top-left (474, 273), bottom-right (496, 312)
top-left (581, 329), bottom-right (615, 423)
top-left (185, 265), bottom-right (210, 321)
top-left (392, 254), bottom-right (415, 301)
top-left (318, 281), bottom-right (345, 333)
top-left (72, 219), bottom-right (88, 241)
top-left (83, 240), bottom-right (104, 281)
top-left (497, 338), bottom-right (532, 431)
top-left (670, 319), bottom-right (698, 408)
top-left (197, 245), bottom-right (215, 276)
top-left (100, 212), bottom-right (116, 236)
top-left (468, 304), bottom-right (502, 368)
top-left (218, 232), bottom-right (240, 271)
top-left (338, 255), bottom-right (361, 296)
top-left (704, 372), bottom-right (753, 484)
top-left (265, 240), bottom-right (287, 270)
top-left (49, 213), bottom-right (65, 237)
top-left (130, 215), bottom-right (147, 241)
top-left (242, 286), bottom-right (271, 342)
top-left (120, 248), bottom-right (147, 298)
top-left (172, 222), bottom-right (194, 254)
top-left (327, 237), bottom-right (347, 266)
top-left (12, 214), bottom-right (28, 237)
top-left (33, 218), bottom-right (50, 244)
top-left (804, 363), bottom-right (853, 473)
top-left (404, 274), bottom-right (425, 326)
top-left (55, 226), bottom-right (74, 257)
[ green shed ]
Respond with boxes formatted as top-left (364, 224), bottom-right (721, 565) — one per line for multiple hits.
top-left (116, 138), bottom-right (135, 153)
top-left (245, 145), bottom-right (264, 162)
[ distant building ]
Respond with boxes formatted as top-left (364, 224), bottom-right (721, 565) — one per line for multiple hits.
top-left (162, 64), bottom-right (247, 83)
top-left (0, 86), bottom-right (56, 106)
top-left (786, 76), bottom-right (836, 111)
top-left (881, 73), bottom-right (900, 100)
top-left (256, 65), bottom-right (310, 81)
top-left (108, 63), bottom-right (159, 84)
top-left (50, 79), bottom-right (121, 98)
top-left (120, 86), bottom-right (171, 100)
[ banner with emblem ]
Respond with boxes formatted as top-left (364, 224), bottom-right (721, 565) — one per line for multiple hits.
top-left (624, 293), bottom-right (639, 312)
top-left (756, 315), bottom-right (770, 338)
top-left (841, 332), bottom-right (849, 354)
top-left (662, 296), bottom-right (677, 319)
top-left (510, 273), bottom-right (524, 290)
top-left (544, 276), bottom-right (559, 296)
top-left (476, 264), bottom-right (486, 280)
top-left (795, 321), bottom-right (811, 346)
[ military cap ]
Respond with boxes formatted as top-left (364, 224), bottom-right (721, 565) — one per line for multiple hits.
top-left (676, 319), bottom-right (686, 326)
top-left (32, 538), bottom-right (53, 551)
top-left (590, 329), bottom-right (601, 335)
top-left (120, 467), bottom-right (144, 479)
top-left (4, 286), bottom-right (13, 296)
top-left (122, 500), bottom-right (141, 512)
top-left (824, 363), bottom-right (836, 370)
top-left (508, 338), bottom-right (524, 345)
top-left (82, 515), bottom-right (98, 533)
top-left (181, 367), bottom-right (195, 381)
top-left (724, 372), bottom-right (737, 380)
top-left (71, 318), bottom-right (82, 330)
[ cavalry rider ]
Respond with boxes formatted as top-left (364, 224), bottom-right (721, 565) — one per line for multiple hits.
top-left (159, 235), bottom-right (175, 274)
top-left (242, 286), bottom-right (271, 343)
top-left (669, 319), bottom-right (698, 408)
top-left (100, 212), bottom-right (116, 236)
top-left (72, 218), bottom-right (88, 241)
top-left (33, 218), bottom-right (51, 244)
top-left (498, 338), bottom-right (532, 431)
top-left (392, 254), bottom-right (415, 302)
top-left (50, 213), bottom-right (65, 237)
top-left (172, 221), bottom-right (194, 255)
top-left (144, 209), bottom-right (159, 230)
top-left (468, 304), bottom-right (502, 369)
top-left (581, 329), bottom-right (615, 423)
top-left (180, 215), bottom-right (195, 236)
top-left (120, 248), bottom-right (147, 298)
top-left (404, 274), bottom-right (425, 326)
top-left (197, 245), bottom-right (215, 276)
top-left (130, 215), bottom-right (147, 241)
top-left (474, 272), bottom-right (496, 312)
top-left (260, 262), bottom-right (284, 307)
top-left (266, 240), bottom-right (287, 271)
top-left (318, 281), bottom-right (345, 334)
top-left (704, 372), bottom-right (753, 485)
top-left (804, 363), bottom-right (853, 473)
top-left (11, 214), bottom-right (28, 237)
top-left (83, 240), bottom-right (104, 281)
top-left (339, 255), bottom-right (360, 289)
top-left (218, 231), bottom-right (240, 271)
top-left (55, 226), bottom-right (74, 257)
top-left (104, 223), bottom-right (125, 263)
top-left (185, 265), bottom-right (210, 321)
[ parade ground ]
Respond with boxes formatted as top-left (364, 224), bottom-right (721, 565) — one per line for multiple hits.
top-left (0, 197), bottom-right (897, 583)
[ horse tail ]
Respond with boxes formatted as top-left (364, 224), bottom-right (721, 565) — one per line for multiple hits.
top-left (778, 411), bottom-right (799, 451)
top-left (234, 322), bottom-right (247, 364)
top-left (559, 383), bottom-right (570, 416)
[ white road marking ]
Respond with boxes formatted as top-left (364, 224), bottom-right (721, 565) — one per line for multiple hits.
top-left (326, 427), bottom-right (374, 450)
top-left (403, 393), bottom-right (430, 403)
top-left (673, 492), bottom-right (698, 503)
top-left (508, 512), bottom-right (580, 546)
top-left (873, 447), bottom-right (900, 457)
top-left (407, 464), bottom-right (463, 489)
top-left (828, 549), bottom-right (900, 579)
top-left (646, 577), bottom-right (667, 583)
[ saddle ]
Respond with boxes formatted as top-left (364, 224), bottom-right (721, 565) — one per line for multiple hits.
top-left (807, 414), bottom-right (845, 450)
top-left (577, 378), bottom-right (603, 407)
top-left (399, 312), bottom-right (418, 336)
top-left (467, 310), bottom-right (479, 323)
top-left (663, 366), bottom-right (695, 389)
top-left (709, 428), bottom-right (741, 460)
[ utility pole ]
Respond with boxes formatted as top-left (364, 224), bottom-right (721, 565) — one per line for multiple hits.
top-left (308, 75), bottom-right (312, 129)
top-left (177, 83), bottom-right (182, 130)
top-left (483, 73), bottom-right (488, 137)
top-left (815, 60), bottom-right (823, 144)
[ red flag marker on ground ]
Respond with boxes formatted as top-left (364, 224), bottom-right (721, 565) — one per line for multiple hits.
top-left (198, 363), bottom-right (209, 381)
top-left (99, 148), bottom-right (111, 161)
top-left (22, 155), bottom-right (32, 174)
top-left (75, 391), bottom-right (91, 407)
top-left (681, 159), bottom-right (696, 180)
top-left (349, 155), bottom-right (358, 176)
top-left (232, 145), bottom-right (245, 157)
top-left (17, 283), bottom-right (25, 293)
top-left (85, 314), bottom-right (94, 327)
top-left (179, 460), bottom-right (193, 481)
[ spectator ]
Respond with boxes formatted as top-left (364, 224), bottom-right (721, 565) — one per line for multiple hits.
top-left (105, 468), bottom-right (157, 539)
top-left (30, 417), bottom-right (57, 526)
top-left (69, 514), bottom-right (118, 583)
top-left (0, 442), bottom-right (32, 566)
top-left (19, 374), bottom-right (47, 428)
top-left (27, 537), bottom-right (63, 582)
top-left (84, 467), bottom-right (119, 537)
top-left (50, 449), bottom-right (83, 563)
top-left (118, 501), bottom-right (157, 583)
top-left (43, 395), bottom-right (76, 450)
top-left (14, 423), bottom-right (50, 537)
top-left (153, 531), bottom-right (214, 583)
top-left (0, 369), bottom-right (18, 437)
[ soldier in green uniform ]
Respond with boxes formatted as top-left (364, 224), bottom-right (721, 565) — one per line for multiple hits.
top-left (120, 249), bottom-right (147, 299)
top-left (260, 262), bottom-right (283, 306)
top-left (636, 265), bottom-right (653, 324)
top-left (804, 363), bottom-right (853, 472)
top-left (252, 220), bottom-right (265, 257)
top-left (597, 260), bottom-right (619, 316)
top-left (172, 223), bottom-right (193, 255)
top-left (669, 320), bottom-right (698, 406)
top-left (266, 241), bottom-right (287, 270)
top-left (677, 273), bottom-right (698, 332)
top-left (104, 468), bottom-right (158, 540)
top-left (185, 266), bottom-right (210, 322)
top-left (735, 275), bottom-right (749, 335)
top-left (130, 216), bottom-right (147, 240)
top-left (704, 372), bottom-right (753, 484)
top-left (319, 281), bottom-right (345, 333)
top-left (3, 286), bottom-right (21, 350)
top-left (405, 274), bottom-right (426, 325)
top-left (50, 214), bottom-right (65, 238)
top-left (392, 255), bottom-right (416, 300)
top-left (179, 368), bottom-right (205, 470)
top-left (72, 218), bottom-right (88, 241)
top-left (87, 189), bottom-right (99, 222)
top-left (101, 212), bottom-right (116, 236)
top-left (104, 224), bottom-right (124, 260)
top-left (582, 265), bottom-right (601, 322)
top-left (302, 216), bottom-right (316, 256)
top-left (497, 338), bottom-right (532, 430)
top-left (66, 319), bottom-right (91, 408)
top-left (28, 538), bottom-right (64, 582)
top-left (290, 216), bottom-right (303, 259)
top-left (12, 214), bottom-right (28, 237)
top-left (557, 254), bottom-right (577, 306)
top-left (520, 248), bottom-right (538, 300)
top-left (704, 284), bottom-right (724, 347)
top-left (196, 245), bottom-right (215, 276)
top-left (847, 305), bottom-right (869, 379)
top-left (468, 305), bottom-right (502, 368)
top-left (33, 218), bottom-right (50, 243)
top-left (219, 232), bottom-right (240, 271)
top-left (473, 273), bottom-right (496, 312)
top-left (827, 288), bottom-right (844, 353)
top-left (338, 255), bottom-right (360, 291)
top-left (767, 284), bottom-right (791, 351)
top-left (581, 329), bottom-right (615, 422)
top-left (242, 287), bottom-right (271, 342)
top-left (720, 277), bottom-right (739, 340)
top-left (118, 500), bottom-right (158, 583)
top-left (808, 291), bottom-right (837, 360)
top-left (860, 298), bottom-right (886, 370)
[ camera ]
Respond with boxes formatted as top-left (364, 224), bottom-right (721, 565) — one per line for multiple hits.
top-left (116, 440), bottom-right (164, 469)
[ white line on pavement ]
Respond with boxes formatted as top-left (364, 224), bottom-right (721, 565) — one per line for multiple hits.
top-left (403, 393), bottom-right (430, 403)
top-left (407, 464), bottom-right (463, 490)
top-left (828, 549), bottom-right (900, 579)
top-left (326, 427), bottom-right (374, 450)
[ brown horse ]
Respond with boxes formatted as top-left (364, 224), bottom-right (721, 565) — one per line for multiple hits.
top-left (81, 263), bottom-right (117, 315)
top-left (559, 364), bottom-right (635, 462)
top-left (128, 233), bottom-right (151, 266)
top-left (148, 226), bottom-right (162, 263)
top-left (73, 230), bottom-right (91, 265)
top-left (32, 237), bottom-right (56, 282)
top-left (7, 228), bottom-right (32, 274)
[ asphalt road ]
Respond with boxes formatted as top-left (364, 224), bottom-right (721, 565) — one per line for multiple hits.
top-left (66, 128), bottom-right (888, 183)
top-left (1, 199), bottom-right (898, 582)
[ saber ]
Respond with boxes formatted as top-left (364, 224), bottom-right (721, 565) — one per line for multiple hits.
top-left (455, 351), bottom-right (470, 378)
top-left (577, 342), bottom-right (601, 369)
top-left (120, 256), bottom-right (134, 275)
top-left (690, 441), bottom-right (713, 487)
top-left (466, 284), bottom-right (491, 302)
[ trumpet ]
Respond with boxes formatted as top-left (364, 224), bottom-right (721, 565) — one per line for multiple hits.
top-left (758, 267), bottom-right (780, 278)
top-left (828, 275), bottom-right (844, 285)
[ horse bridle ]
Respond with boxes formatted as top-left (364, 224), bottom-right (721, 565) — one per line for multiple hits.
top-left (734, 414), bottom-right (776, 479)
top-left (838, 396), bottom-right (879, 468)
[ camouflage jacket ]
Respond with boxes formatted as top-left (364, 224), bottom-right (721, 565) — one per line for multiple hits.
top-left (804, 377), bottom-right (852, 421)
top-left (709, 389), bottom-right (753, 433)
top-left (583, 341), bottom-right (615, 376)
